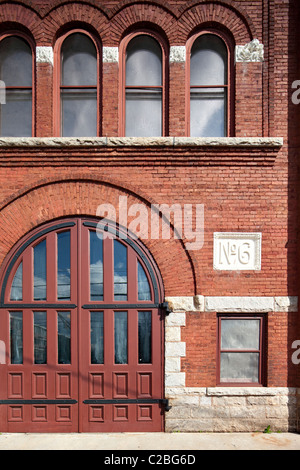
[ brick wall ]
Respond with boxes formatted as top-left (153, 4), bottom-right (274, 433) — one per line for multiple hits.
top-left (0, 0), bottom-right (299, 430)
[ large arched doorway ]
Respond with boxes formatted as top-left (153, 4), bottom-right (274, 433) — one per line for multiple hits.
top-left (0, 218), bottom-right (165, 432)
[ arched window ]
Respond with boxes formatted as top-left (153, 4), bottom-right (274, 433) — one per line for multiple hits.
top-left (122, 34), bottom-right (166, 137)
top-left (0, 35), bottom-right (33, 137)
top-left (189, 33), bottom-right (229, 137)
top-left (57, 32), bottom-right (99, 137)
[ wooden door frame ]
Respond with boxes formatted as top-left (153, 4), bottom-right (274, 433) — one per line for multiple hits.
top-left (0, 217), bottom-right (166, 432)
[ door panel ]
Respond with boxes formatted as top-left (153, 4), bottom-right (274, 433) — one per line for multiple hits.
top-left (0, 219), bottom-right (164, 432)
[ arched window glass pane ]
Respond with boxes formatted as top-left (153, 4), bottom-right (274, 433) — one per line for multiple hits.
top-left (0, 36), bottom-right (32, 86)
top-left (90, 230), bottom-right (103, 301)
top-left (190, 34), bottom-right (227, 86)
top-left (57, 231), bottom-right (71, 301)
top-left (114, 240), bottom-right (128, 301)
top-left (34, 239), bottom-right (47, 301)
top-left (61, 33), bottom-right (97, 137)
top-left (0, 36), bottom-right (32, 137)
top-left (125, 35), bottom-right (162, 137)
top-left (10, 262), bottom-right (23, 301)
top-left (138, 261), bottom-right (151, 300)
top-left (126, 35), bottom-right (162, 87)
top-left (190, 34), bottom-right (227, 138)
top-left (62, 33), bottom-right (97, 86)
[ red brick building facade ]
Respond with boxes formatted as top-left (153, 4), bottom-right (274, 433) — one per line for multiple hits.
top-left (0, 0), bottom-right (299, 433)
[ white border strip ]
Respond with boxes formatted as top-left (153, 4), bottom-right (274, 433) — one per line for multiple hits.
top-left (165, 296), bottom-right (298, 313)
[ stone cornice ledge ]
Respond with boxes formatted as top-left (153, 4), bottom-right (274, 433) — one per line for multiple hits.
top-left (0, 137), bottom-right (283, 167)
top-left (0, 137), bottom-right (283, 148)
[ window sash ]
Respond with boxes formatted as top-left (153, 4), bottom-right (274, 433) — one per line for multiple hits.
top-left (188, 33), bottom-right (230, 137)
top-left (190, 87), bottom-right (227, 138)
top-left (125, 87), bottom-right (163, 137)
top-left (60, 88), bottom-right (97, 137)
top-left (123, 33), bottom-right (165, 137)
top-left (58, 32), bottom-right (99, 137)
top-left (218, 316), bottom-right (264, 385)
top-left (0, 35), bottom-right (34, 137)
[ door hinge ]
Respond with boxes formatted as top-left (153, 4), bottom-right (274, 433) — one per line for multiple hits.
top-left (161, 399), bottom-right (172, 412)
top-left (159, 301), bottom-right (171, 316)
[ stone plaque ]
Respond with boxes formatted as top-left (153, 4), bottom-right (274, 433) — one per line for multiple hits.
top-left (213, 233), bottom-right (261, 271)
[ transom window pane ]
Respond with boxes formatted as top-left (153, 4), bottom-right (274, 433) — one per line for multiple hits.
top-left (34, 239), bottom-right (47, 301)
top-left (0, 36), bottom-right (32, 137)
top-left (138, 261), bottom-right (151, 300)
top-left (90, 231), bottom-right (103, 301)
top-left (190, 34), bottom-right (228, 138)
top-left (10, 262), bottom-right (23, 301)
top-left (114, 240), bottom-right (128, 301)
top-left (125, 35), bottom-right (163, 137)
top-left (57, 231), bottom-right (71, 301)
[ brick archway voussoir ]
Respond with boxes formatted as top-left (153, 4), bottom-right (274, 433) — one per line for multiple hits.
top-left (0, 180), bottom-right (196, 297)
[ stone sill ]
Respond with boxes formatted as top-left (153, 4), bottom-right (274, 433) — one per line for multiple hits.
top-left (0, 136), bottom-right (283, 148)
top-left (207, 387), bottom-right (297, 396)
top-left (166, 387), bottom-right (297, 397)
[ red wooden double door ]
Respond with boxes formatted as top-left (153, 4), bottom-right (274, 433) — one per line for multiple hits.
top-left (0, 218), bottom-right (165, 432)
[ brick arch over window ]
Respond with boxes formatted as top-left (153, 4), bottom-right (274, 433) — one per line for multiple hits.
top-left (43, 5), bottom-right (109, 45)
top-left (0, 2), bottom-right (255, 47)
top-left (0, 180), bottom-right (196, 297)
top-left (177, 2), bottom-right (253, 44)
top-left (109, 5), bottom-right (177, 45)
top-left (0, 5), bottom-right (42, 44)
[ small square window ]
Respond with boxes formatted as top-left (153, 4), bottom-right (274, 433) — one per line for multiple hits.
top-left (218, 315), bottom-right (265, 385)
